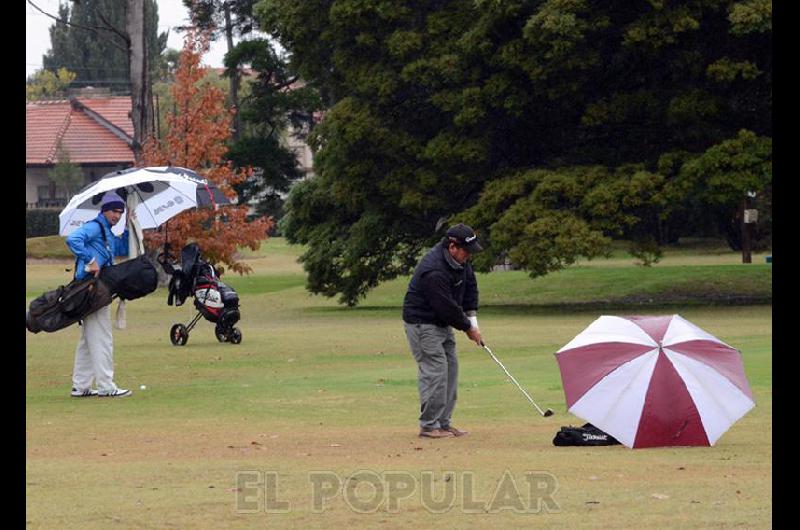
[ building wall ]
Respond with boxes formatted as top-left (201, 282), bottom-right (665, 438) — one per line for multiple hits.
top-left (286, 136), bottom-right (315, 179)
top-left (282, 118), bottom-right (316, 181)
top-left (26, 167), bottom-right (50, 206)
top-left (26, 164), bottom-right (131, 208)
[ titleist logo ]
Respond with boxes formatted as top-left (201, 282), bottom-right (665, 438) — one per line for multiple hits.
top-left (582, 433), bottom-right (608, 441)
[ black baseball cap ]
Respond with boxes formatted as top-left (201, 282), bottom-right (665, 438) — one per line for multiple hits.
top-left (446, 223), bottom-right (483, 253)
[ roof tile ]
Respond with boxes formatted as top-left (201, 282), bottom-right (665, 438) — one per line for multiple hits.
top-left (26, 98), bottom-right (135, 165)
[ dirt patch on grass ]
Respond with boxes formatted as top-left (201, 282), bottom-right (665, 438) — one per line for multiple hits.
top-left (27, 420), bottom-right (558, 466)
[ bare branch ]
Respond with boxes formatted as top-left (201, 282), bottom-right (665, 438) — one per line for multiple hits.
top-left (27, 0), bottom-right (129, 53)
top-left (275, 75), bottom-right (298, 91)
top-left (96, 7), bottom-right (130, 47)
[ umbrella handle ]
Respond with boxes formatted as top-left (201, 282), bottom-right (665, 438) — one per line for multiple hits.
top-left (204, 182), bottom-right (217, 210)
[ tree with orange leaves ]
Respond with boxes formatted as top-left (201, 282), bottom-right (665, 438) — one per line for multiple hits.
top-left (142, 29), bottom-right (272, 275)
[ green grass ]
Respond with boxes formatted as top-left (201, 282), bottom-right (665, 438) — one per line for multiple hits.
top-left (26, 235), bottom-right (72, 259)
top-left (26, 237), bottom-right (772, 528)
top-left (354, 264), bottom-right (771, 312)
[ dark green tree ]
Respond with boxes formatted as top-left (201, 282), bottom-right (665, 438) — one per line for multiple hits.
top-left (223, 39), bottom-right (322, 220)
top-left (183, 0), bottom-right (260, 138)
top-left (183, 0), bottom-right (259, 39)
top-left (663, 129), bottom-right (772, 251)
top-left (42, 0), bottom-right (167, 91)
top-left (261, 0), bottom-right (771, 305)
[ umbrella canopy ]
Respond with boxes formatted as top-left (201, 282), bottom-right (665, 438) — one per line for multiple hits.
top-left (58, 166), bottom-right (229, 237)
top-left (555, 314), bottom-right (755, 448)
top-left (153, 166), bottom-right (231, 208)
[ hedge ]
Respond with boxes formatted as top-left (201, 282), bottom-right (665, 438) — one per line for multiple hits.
top-left (26, 209), bottom-right (61, 238)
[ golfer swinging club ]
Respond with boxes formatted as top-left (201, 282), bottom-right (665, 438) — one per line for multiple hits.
top-left (402, 223), bottom-right (483, 438)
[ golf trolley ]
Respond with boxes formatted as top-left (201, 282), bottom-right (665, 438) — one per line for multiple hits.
top-left (159, 243), bottom-right (242, 346)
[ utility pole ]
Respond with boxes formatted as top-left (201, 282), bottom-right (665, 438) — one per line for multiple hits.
top-left (126, 0), bottom-right (154, 164)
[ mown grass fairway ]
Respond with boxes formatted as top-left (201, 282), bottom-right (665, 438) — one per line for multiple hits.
top-left (26, 238), bottom-right (771, 528)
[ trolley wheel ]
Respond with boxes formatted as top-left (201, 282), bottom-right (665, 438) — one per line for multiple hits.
top-left (170, 323), bottom-right (189, 346)
top-left (229, 328), bottom-right (242, 344)
top-left (215, 327), bottom-right (228, 343)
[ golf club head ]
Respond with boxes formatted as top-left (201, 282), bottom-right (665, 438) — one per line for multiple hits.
top-left (543, 409), bottom-right (554, 417)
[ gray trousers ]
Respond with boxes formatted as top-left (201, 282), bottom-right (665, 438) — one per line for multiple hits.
top-left (72, 305), bottom-right (118, 393)
top-left (404, 323), bottom-right (458, 430)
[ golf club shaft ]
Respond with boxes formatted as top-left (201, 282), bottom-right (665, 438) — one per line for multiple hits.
top-left (482, 343), bottom-right (548, 416)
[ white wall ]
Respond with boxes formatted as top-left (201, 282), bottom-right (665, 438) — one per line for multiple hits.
top-left (26, 164), bottom-right (131, 207)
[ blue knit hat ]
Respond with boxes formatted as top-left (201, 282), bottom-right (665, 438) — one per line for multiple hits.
top-left (100, 192), bottom-right (125, 212)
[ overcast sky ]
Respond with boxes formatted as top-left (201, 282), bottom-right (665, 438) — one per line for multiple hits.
top-left (26, 0), bottom-right (229, 79)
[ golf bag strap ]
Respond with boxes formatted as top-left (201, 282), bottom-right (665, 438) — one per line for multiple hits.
top-left (167, 275), bottom-right (178, 306)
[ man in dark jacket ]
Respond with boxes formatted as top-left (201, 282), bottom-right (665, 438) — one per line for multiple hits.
top-left (402, 223), bottom-right (483, 438)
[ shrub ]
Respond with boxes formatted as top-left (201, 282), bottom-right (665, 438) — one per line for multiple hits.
top-left (26, 209), bottom-right (60, 238)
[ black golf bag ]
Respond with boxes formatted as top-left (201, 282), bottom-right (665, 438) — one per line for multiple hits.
top-left (161, 243), bottom-right (241, 345)
top-left (26, 254), bottom-right (158, 334)
top-left (26, 276), bottom-right (113, 333)
top-left (552, 423), bottom-right (621, 446)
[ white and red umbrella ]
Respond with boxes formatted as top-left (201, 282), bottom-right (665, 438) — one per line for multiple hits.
top-left (555, 315), bottom-right (755, 448)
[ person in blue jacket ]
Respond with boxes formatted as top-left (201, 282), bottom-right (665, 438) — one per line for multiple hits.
top-left (65, 192), bottom-right (132, 398)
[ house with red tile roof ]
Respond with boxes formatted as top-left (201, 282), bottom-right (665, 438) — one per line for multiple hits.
top-left (26, 96), bottom-right (135, 208)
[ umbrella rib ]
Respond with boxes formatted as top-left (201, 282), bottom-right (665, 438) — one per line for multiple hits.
top-left (60, 172), bottom-right (201, 236)
top-left (663, 348), bottom-right (751, 417)
top-left (662, 350), bottom-right (736, 443)
top-left (171, 181), bottom-right (201, 205)
top-left (590, 348), bottom-right (659, 425)
top-left (59, 209), bottom-right (76, 235)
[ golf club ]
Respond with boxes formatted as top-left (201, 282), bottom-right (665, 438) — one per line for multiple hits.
top-left (481, 341), bottom-right (554, 417)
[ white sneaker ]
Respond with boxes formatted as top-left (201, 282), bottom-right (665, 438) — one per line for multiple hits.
top-left (71, 387), bottom-right (98, 398)
top-left (98, 388), bottom-right (132, 398)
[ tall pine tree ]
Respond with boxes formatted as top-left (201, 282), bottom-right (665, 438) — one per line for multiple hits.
top-left (262, 0), bottom-right (771, 305)
top-left (42, 0), bottom-right (167, 91)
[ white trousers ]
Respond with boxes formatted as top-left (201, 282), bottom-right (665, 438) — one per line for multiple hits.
top-left (72, 305), bottom-right (117, 393)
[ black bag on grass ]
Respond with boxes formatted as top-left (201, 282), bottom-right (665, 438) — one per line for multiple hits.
top-left (26, 277), bottom-right (113, 333)
top-left (553, 423), bottom-right (621, 446)
top-left (99, 255), bottom-right (158, 300)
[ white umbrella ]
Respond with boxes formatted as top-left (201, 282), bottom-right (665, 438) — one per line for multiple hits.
top-left (58, 166), bottom-right (222, 237)
top-left (161, 166), bottom-right (232, 209)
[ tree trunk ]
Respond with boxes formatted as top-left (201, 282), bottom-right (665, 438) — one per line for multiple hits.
top-left (223, 1), bottom-right (241, 140)
top-left (741, 197), bottom-right (752, 264)
top-left (127, 0), bottom-right (154, 163)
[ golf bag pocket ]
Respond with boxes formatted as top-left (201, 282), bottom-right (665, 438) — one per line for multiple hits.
top-left (100, 255), bottom-right (158, 300)
top-left (217, 281), bottom-right (240, 325)
top-left (26, 277), bottom-right (113, 333)
top-left (553, 423), bottom-right (621, 446)
top-left (218, 281), bottom-right (239, 308)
